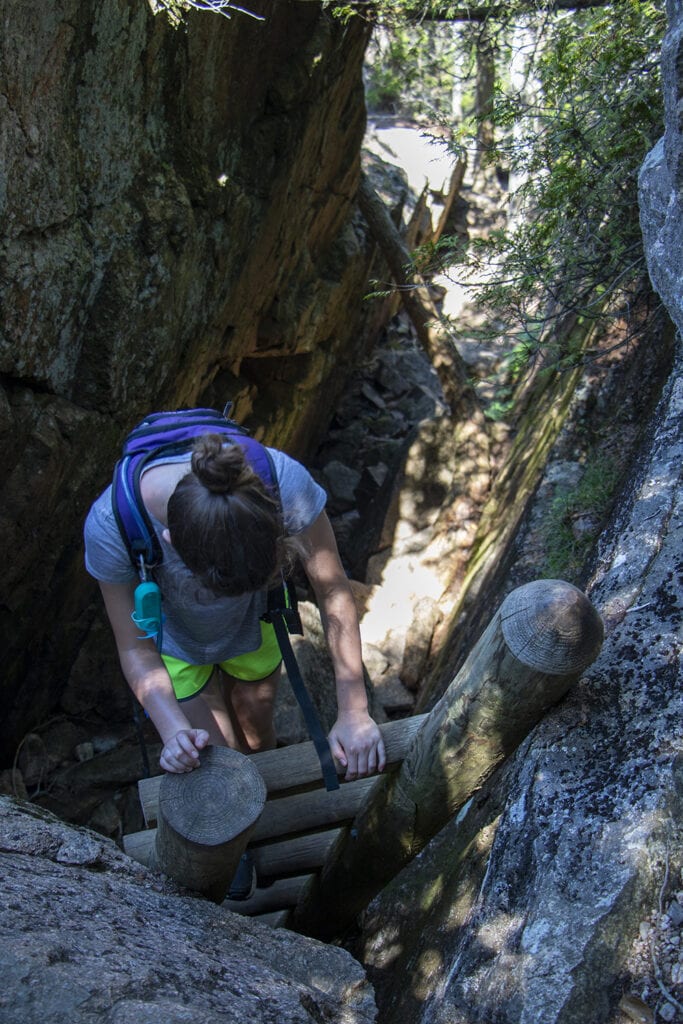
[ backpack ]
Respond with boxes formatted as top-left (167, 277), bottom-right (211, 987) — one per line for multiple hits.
top-left (112, 406), bottom-right (278, 575)
top-left (111, 405), bottom-right (339, 791)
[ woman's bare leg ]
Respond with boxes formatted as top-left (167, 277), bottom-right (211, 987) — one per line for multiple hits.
top-left (221, 665), bottom-right (281, 753)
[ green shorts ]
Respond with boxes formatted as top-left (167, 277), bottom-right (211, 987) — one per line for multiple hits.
top-left (162, 620), bottom-right (282, 701)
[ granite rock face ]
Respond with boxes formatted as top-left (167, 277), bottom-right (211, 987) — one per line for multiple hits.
top-left (639, 0), bottom-right (683, 340)
top-left (360, 317), bottom-right (683, 1024)
top-left (0, 0), bottom-right (374, 749)
top-left (0, 797), bottom-right (377, 1024)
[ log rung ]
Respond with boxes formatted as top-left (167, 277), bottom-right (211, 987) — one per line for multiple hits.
top-left (253, 829), bottom-right (341, 879)
top-left (252, 775), bottom-right (378, 842)
top-left (136, 715), bottom-right (427, 827)
top-left (122, 827), bottom-right (341, 880)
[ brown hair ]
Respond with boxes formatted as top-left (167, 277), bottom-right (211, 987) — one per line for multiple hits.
top-left (166, 434), bottom-right (284, 596)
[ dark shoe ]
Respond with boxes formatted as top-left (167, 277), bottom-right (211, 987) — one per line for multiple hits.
top-left (228, 851), bottom-right (257, 901)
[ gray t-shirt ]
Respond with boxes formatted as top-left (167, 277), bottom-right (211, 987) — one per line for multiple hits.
top-left (84, 448), bottom-right (327, 665)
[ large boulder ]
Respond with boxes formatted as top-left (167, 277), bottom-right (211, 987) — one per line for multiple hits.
top-left (0, 0), bottom-right (375, 751)
top-left (639, 0), bottom-right (683, 341)
top-left (0, 796), bottom-right (377, 1023)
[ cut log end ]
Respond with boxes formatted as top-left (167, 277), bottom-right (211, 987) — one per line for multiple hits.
top-left (500, 579), bottom-right (604, 676)
top-left (159, 745), bottom-right (266, 846)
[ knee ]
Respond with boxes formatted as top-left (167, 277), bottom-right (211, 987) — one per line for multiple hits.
top-left (239, 696), bottom-right (275, 733)
top-left (245, 729), bottom-right (277, 753)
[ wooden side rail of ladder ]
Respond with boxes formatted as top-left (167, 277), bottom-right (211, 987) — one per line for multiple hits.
top-left (123, 714), bottom-right (428, 925)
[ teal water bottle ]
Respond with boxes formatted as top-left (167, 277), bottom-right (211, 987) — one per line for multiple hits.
top-left (131, 581), bottom-right (164, 645)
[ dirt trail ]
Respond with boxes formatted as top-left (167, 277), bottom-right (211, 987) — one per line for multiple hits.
top-left (310, 121), bottom-right (516, 719)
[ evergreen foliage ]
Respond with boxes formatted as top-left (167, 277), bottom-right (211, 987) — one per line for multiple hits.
top-left (362, 19), bottom-right (460, 116)
top-left (338, 0), bottom-right (668, 363)
top-left (464, 0), bottom-right (667, 360)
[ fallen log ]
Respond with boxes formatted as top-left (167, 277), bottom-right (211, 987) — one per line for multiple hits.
top-left (291, 579), bottom-right (604, 940)
top-left (358, 169), bottom-right (477, 421)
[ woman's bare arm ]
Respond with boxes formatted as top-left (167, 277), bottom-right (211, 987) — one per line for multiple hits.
top-left (99, 581), bottom-right (208, 771)
top-left (299, 512), bottom-right (386, 780)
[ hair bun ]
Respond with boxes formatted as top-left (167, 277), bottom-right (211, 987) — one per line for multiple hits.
top-left (191, 434), bottom-right (252, 494)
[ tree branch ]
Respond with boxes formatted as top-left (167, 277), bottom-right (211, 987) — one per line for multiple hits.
top-left (391, 0), bottom-right (612, 21)
top-left (358, 170), bottom-right (482, 420)
top-left (333, 0), bottom-right (612, 22)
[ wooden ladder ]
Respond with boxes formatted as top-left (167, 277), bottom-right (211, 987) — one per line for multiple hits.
top-left (122, 580), bottom-right (605, 937)
top-left (123, 715), bottom-right (427, 927)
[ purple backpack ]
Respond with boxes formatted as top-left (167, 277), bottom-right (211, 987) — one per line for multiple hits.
top-left (112, 406), bottom-right (278, 576)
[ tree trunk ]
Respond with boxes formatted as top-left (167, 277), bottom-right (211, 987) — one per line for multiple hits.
top-left (473, 23), bottom-right (496, 174)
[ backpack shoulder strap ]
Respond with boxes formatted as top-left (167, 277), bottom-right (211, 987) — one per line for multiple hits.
top-left (266, 609), bottom-right (340, 792)
top-left (112, 450), bottom-right (164, 573)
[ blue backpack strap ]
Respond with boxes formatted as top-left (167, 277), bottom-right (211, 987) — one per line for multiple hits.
top-left (263, 599), bottom-right (340, 792)
top-left (112, 451), bottom-right (164, 572)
